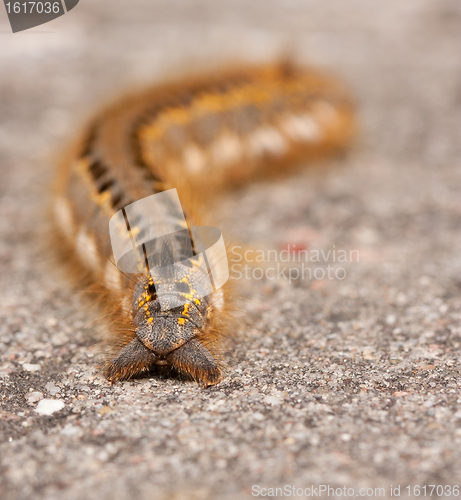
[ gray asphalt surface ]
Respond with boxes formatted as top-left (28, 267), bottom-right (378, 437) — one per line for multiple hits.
top-left (1, 1), bottom-right (461, 499)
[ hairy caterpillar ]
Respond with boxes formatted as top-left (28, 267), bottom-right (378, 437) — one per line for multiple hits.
top-left (53, 63), bottom-right (355, 386)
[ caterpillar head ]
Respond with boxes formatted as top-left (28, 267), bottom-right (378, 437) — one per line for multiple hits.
top-left (131, 260), bottom-right (212, 356)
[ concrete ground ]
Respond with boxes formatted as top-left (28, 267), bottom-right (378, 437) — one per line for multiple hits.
top-left (1, 1), bottom-right (461, 498)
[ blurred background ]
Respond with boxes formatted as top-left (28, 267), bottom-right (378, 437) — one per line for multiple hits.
top-left (2, 0), bottom-right (461, 166)
top-left (0, 1), bottom-right (460, 499)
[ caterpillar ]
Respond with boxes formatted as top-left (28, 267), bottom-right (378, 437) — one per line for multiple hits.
top-left (53, 62), bottom-right (356, 387)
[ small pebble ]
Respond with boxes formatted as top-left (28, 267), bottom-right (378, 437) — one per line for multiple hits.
top-left (23, 363), bottom-right (41, 372)
top-left (26, 392), bottom-right (44, 403)
top-left (98, 406), bottom-right (111, 416)
top-left (386, 314), bottom-right (396, 325)
top-left (264, 395), bottom-right (281, 406)
top-left (45, 382), bottom-right (60, 396)
top-left (34, 399), bottom-right (65, 416)
top-left (363, 348), bottom-right (375, 360)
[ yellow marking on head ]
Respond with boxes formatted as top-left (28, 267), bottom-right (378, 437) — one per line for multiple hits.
top-left (177, 277), bottom-right (198, 302)
top-left (181, 303), bottom-right (190, 317)
top-left (194, 299), bottom-right (201, 305)
top-left (179, 277), bottom-right (197, 301)
top-left (147, 317), bottom-right (153, 324)
top-left (138, 291), bottom-right (154, 310)
top-left (178, 318), bottom-right (186, 326)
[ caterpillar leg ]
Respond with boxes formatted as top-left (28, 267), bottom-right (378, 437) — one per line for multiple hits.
top-left (105, 337), bottom-right (158, 382)
top-left (166, 338), bottom-right (222, 387)
top-left (105, 336), bottom-right (221, 386)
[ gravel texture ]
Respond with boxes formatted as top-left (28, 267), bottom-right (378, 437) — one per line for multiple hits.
top-left (1, 1), bottom-right (461, 499)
